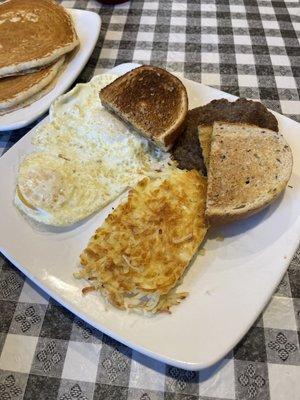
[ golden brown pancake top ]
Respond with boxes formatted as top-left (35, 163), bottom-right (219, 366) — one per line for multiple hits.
top-left (0, 60), bottom-right (58, 103)
top-left (0, 0), bottom-right (78, 73)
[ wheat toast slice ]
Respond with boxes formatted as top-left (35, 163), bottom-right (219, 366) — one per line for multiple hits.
top-left (99, 65), bottom-right (188, 151)
top-left (206, 122), bottom-right (292, 224)
top-left (172, 98), bottom-right (278, 172)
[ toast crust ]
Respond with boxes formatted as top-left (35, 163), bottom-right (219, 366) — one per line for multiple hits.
top-left (100, 65), bottom-right (188, 150)
top-left (206, 192), bottom-right (283, 224)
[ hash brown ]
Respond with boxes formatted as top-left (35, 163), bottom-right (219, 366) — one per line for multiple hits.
top-left (76, 169), bottom-right (208, 313)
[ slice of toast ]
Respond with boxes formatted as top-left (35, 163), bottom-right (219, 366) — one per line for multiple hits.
top-left (198, 125), bottom-right (212, 168)
top-left (99, 65), bottom-right (188, 151)
top-left (197, 99), bottom-right (278, 170)
top-left (171, 98), bottom-right (278, 173)
top-left (206, 122), bottom-right (293, 224)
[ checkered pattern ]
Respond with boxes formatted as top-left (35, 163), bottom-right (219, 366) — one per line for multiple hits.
top-left (0, 0), bottom-right (299, 399)
top-left (0, 254), bottom-right (299, 399)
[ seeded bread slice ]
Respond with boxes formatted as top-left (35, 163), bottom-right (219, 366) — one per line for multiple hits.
top-left (172, 98), bottom-right (278, 173)
top-left (198, 125), bottom-right (213, 169)
top-left (206, 122), bottom-right (293, 224)
top-left (99, 65), bottom-right (188, 151)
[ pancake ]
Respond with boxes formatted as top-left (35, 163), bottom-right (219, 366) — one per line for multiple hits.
top-left (1, 65), bottom-right (48, 78)
top-left (0, 0), bottom-right (79, 76)
top-left (0, 56), bottom-right (64, 113)
top-left (0, 40), bottom-right (78, 79)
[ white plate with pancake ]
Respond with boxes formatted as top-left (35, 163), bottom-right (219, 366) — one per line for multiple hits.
top-left (0, 9), bottom-right (101, 131)
top-left (1, 63), bottom-right (300, 370)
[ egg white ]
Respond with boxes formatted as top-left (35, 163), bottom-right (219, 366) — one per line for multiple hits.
top-left (15, 152), bottom-right (124, 226)
top-left (16, 74), bottom-right (173, 226)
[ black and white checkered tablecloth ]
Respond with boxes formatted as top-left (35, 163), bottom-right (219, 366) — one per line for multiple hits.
top-left (0, 1), bottom-right (299, 399)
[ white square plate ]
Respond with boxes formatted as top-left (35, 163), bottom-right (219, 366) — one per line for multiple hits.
top-left (0, 9), bottom-right (101, 131)
top-left (1, 63), bottom-right (300, 370)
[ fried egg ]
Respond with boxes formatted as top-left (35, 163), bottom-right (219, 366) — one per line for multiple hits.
top-left (32, 74), bottom-right (165, 164)
top-left (15, 152), bottom-right (123, 226)
top-left (16, 74), bottom-right (173, 226)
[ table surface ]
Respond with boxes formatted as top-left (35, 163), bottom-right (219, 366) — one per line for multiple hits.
top-left (0, 1), bottom-right (299, 399)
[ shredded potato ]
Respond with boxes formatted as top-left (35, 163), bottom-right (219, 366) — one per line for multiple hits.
top-left (75, 169), bottom-right (208, 313)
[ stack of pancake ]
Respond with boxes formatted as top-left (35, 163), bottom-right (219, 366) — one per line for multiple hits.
top-left (0, 0), bottom-right (79, 115)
